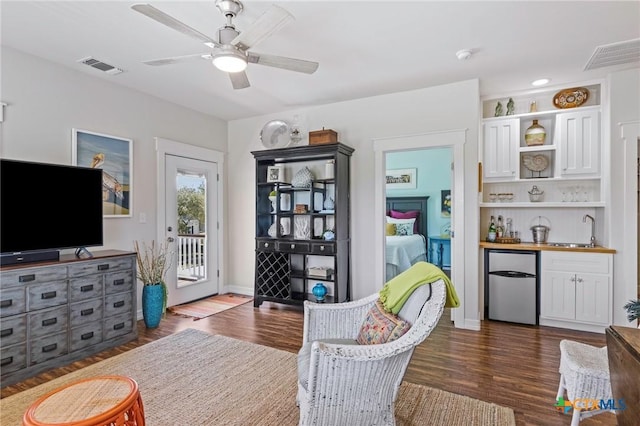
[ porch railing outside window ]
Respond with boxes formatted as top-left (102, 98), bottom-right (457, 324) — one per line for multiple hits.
top-left (177, 234), bottom-right (206, 282)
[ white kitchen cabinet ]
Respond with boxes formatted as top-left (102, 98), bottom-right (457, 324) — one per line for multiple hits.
top-left (558, 109), bottom-right (600, 177)
top-left (483, 118), bottom-right (518, 179)
top-left (540, 251), bottom-right (612, 333)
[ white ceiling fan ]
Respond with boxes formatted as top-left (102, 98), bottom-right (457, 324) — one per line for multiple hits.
top-left (131, 0), bottom-right (319, 89)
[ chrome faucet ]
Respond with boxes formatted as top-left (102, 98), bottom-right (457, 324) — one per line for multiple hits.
top-left (583, 214), bottom-right (596, 247)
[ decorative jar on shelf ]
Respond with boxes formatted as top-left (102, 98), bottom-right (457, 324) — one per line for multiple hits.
top-left (525, 120), bottom-right (546, 146)
top-left (312, 283), bottom-right (328, 302)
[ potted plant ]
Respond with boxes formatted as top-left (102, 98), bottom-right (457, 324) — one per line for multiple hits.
top-left (134, 240), bottom-right (171, 328)
top-left (624, 299), bottom-right (640, 328)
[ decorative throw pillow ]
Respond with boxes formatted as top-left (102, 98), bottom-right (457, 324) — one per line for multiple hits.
top-left (385, 223), bottom-right (396, 236)
top-left (390, 210), bottom-right (420, 234)
top-left (356, 300), bottom-right (411, 345)
top-left (395, 223), bottom-right (413, 236)
top-left (386, 216), bottom-right (416, 233)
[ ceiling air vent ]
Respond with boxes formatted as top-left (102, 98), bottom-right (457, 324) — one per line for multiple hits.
top-left (584, 38), bottom-right (640, 71)
top-left (77, 57), bottom-right (124, 75)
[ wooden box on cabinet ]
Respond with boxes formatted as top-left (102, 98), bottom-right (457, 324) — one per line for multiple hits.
top-left (252, 143), bottom-right (354, 307)
top-left (309, 129), bottom-right (338, 145)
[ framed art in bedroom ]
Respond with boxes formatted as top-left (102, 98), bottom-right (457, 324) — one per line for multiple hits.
top-left (72, 128), bottom-right (133, 217)
top-left (386, 168), bottom-right (417, 189)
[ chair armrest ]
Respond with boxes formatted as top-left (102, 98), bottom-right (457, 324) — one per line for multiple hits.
top-left (303, 292), bottom-right (379, 343)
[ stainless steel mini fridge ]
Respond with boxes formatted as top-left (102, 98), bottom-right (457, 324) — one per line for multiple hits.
top-left (485, 249), bottom-right (539, 325)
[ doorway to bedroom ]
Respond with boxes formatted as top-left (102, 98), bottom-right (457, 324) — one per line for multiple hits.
top-left (385, 148), bottom-right (453, 281)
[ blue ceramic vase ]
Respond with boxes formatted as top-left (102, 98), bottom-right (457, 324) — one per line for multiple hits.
top-left (312, 283), bottom-right (328, 302)
top-left (142, 284), bottom-right (165, 328)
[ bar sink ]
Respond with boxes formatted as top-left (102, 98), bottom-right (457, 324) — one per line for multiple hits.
top-left (546, 242), bottom-right (594, 248)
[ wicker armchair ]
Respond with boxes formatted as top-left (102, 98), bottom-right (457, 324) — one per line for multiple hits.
top-left (296, 279), bottom-right (446, 426)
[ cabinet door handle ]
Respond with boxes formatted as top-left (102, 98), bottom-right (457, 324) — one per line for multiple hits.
top-left (42, 317), bottom-right (57, 327)
top-left (41, 291), bottom-right (57, 299)
top-left (264, 243), bottom-right (269, 248)
top-left (113, 279), bottom-right (125, 286)
top-left (576, 277), bottom-right (583, 283)
top-left (80, 284), bottom-right (94, 292)
top-left (42, 343), bottom-right (57, 353)
top-left (113, 300), bottom-right (125, 308)
top-left (0, 299), bottom-right (13, 308)
top-left (81, 308), bottom-right (94, 316)
top-left (19, 274), bottom-right (35, 283)
top-left (1, 328), bottom-right (14, 337)
top-left (113, 322), bottom-right (125, 330)
top-left (570, 276), bottom-right (576, 282)
top-left (98, 264), bottom-right (110, 271)
top-left (81, 331), bottom-right (94, 340)
top-left (1, 356), bottom-right (14, 366)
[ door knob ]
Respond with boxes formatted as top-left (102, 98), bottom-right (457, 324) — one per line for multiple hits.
top-left (167, 237), bottom-right (175, 243)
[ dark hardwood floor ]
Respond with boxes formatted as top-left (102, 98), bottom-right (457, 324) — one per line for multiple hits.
top-left (1, 302), bottom-right (617, 426)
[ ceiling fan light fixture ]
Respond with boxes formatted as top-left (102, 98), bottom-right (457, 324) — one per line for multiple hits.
top-left (212, 51), bottom-right (247, 73)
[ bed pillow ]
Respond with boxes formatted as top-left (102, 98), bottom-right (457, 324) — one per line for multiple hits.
top-left (385, 223), bottom-right (396, 236)
top-left (357, 300), bottom-right (411, 345)
top-left (390, 210), bottom-right (420, 234)
top-left (386, 217), bottom-right (416, 236)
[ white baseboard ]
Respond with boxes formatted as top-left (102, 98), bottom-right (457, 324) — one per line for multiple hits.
top-left (220, 285), bottom-right (254, 297)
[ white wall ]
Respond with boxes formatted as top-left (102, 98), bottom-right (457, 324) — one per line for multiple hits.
top-left (0, 47), bottom-right (228, 311)
top-left (609, 68), bottom-right (640, 326)
top-left (228, 79), bottom-right (480, 325)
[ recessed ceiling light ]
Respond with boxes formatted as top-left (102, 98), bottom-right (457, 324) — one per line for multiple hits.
top-left (531, 78), bottom-right (550, 87)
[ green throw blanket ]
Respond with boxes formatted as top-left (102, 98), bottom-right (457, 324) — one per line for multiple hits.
top-left (379, 261), bottom-right (460, 314)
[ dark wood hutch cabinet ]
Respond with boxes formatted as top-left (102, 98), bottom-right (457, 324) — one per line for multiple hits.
top-left (251, 143), bottom-right (354, 307)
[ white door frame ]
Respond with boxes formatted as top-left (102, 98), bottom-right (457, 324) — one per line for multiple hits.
top-left (156, 137), bottom-right (225, 302)
top-left (373, 129), bottom-right (467, 328)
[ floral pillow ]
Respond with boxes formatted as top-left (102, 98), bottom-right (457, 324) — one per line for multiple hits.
top-left (395, 223), bottom-right (413, 236)
top-left (390, 210), bottom-right (420, 234)
top-left (356, 300), bottom-right (411, 345)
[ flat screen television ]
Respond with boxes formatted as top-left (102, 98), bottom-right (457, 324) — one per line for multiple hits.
top-left (1, 159), bottom-right (104, 266)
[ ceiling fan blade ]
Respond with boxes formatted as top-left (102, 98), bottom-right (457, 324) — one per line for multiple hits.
top-left (230, 5), bottom-right (294, 50)
top-left (143, 53), bottom-right (212, 66)
top-left (229, 71), bottom-right (250, 90)
top-left (248, 52), bottom-right (319, 74)
top-left (131, 4), bottom-right (220, 47)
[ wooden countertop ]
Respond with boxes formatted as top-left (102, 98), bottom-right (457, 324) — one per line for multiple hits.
top-left (479, 241), bottom-right (616, 253)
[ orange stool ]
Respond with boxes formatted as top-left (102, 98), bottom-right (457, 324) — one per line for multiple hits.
top-left (22, 375), bottom-right (145, 426)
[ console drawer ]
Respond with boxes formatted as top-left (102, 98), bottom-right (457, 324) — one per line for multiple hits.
top-left (69, 275), bottom-right (103, 302)
top-left (70, 298), bottom-right (103, 327)
top-left (1, 266), bottom-right (67, 288)
top-left (256, 240), bottom-right (277, 252)
top-left (0, 314), bottom-right (27, 347)
top-left (28, 281), bottom-right (68, 311)
top-left (29, 305), bottom-right (68, 338)
top-left (68, 257), bottom-right (133, 278)
top-left (277, 241), bottom-right (310, 254)
top-left (0, 287), bottom-right (26, 317)
top-left (104, 270), bottom-right (134, 295)
top-left (104, 313), bottom-right (134, 340)
top-left (310, 242), bottom-right (335, 255)
top-left (30, 332), bottom-right (68, 365)
top-left (0, 342), bottom-right (27, 374)
top-left (71, 322), bottom-right (103, 352)
top-left (104, 292), bottom-right (133, 318)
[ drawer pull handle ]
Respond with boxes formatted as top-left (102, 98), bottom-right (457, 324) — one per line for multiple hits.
top-left (113, 279), bottom-right (125, 286)
top-left (264, 243), bottom-right (269, 248)
top-left (42, 318), bottom-right (57, 327)
top-left (42, 343), bottom-right (57, 353)
top-left (41, 291), bottom-right (57, 300)
top-left (0, 299), bottom-right (13, 308)
top-left (1, 328), bottom-right (14, 337)
top-left (80, 284), bottom-right (94, 292)
top-left (81, 331), bottom-right (94, 340)
top-left (19, 274), bottom-right (35, 283)
top-left (291, 244), bottom-right (295, 249)
top-left (113, 322), bottom-right (125, 330)
top-left (1, 356), bottom-right (14, 366)
top-left (320, 246), bottom-right (325, 251)
top-left (81, 308), bottom-right (94, 316)
top-left (113, 300), bottom-right (125, 308)
top-left (98, 264), bottom-right (110, 271)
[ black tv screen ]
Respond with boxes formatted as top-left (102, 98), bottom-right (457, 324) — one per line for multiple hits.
top-left (1, 159), bottom-right (103, 261)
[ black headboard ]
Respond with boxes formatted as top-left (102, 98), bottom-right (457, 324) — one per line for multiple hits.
top-left (385, 196), bottom-right (429, 236)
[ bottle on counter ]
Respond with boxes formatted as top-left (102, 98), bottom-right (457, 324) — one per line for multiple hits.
top-left (496, 215), bottom-right (504, 239)
top-left (488, 216), bottom-right (497, 242)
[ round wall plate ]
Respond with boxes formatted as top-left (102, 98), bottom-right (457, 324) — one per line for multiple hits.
top-left (260, 120), bottom-right (290, 149)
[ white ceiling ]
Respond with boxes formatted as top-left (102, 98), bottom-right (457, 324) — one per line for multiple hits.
top-left (2, 1), bottom-right (639, 121)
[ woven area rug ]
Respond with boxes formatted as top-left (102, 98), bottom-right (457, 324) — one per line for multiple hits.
top-left (168, 293), bottom-right (252, 320)
top-left (0, 329), bottom-right (515, 425)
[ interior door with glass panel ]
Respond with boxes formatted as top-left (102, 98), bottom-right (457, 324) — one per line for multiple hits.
top-left (165, 154), bottom-right (219, 307)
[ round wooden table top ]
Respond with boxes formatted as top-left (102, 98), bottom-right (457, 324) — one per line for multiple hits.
top-left (22, 375), bottom-right (142, 426)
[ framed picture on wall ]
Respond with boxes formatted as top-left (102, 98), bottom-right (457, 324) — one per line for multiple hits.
top-left (72, 128), bottom-right (133, 218)
top-left (441, 189), bottom-right (451, 217)
top-left (386, 168), bottom-right (417, 189)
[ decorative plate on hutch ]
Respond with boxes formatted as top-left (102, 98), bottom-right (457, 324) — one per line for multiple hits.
top-left (260, 120), bottom-right (290, 149)
top-left (553, 87), bottom-right (589, 109)
top-left (522, 154), bottom-right (549, 172)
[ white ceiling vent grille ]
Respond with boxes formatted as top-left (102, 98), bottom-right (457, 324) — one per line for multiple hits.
top-left (77, 57), bottom-right (124, 75)
top-left (584, 38), bottom-right (640, 71)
